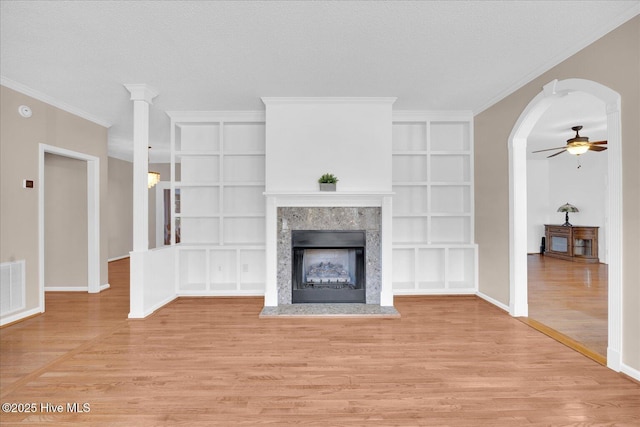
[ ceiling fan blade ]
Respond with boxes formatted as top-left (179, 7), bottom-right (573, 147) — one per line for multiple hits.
top-left (590, 140), bottom-right (607, 145)
top-left (532, 146), bottom-right (568, 153)
top-left (547, 149), bottom-right (566, 158)
top-left (589, 145), bottom-right (608, 152)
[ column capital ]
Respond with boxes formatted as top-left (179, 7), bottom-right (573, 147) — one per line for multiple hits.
top-left (124, 84), bottom-right (159, 104)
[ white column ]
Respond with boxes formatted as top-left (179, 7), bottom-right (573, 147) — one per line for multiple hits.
top-left (124, 84), bottom-right (158, 318)
top-left (124, 84), bottom-right (158, 251)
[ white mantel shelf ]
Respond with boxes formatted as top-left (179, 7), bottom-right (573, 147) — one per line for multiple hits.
top-left (264, 191), bottom-right (394, 207)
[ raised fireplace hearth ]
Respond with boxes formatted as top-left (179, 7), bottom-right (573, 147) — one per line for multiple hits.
top-left (292, 230), bottom-right (366, 303)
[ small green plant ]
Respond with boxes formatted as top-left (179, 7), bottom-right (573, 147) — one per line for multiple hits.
top-left (318, 173), bottom-right (339, 184)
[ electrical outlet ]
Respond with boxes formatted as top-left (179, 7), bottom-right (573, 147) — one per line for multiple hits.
top-left (242, 264), bottom-right (249, 273)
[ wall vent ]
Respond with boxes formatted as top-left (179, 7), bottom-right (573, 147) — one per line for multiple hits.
top-left (1, 260), bottom-right (26, 316)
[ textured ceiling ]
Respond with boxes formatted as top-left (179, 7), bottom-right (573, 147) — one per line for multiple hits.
top-left (1, 1), bottom-right (638, 161)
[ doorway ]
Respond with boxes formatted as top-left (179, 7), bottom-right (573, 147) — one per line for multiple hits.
top-left (525, 91), bottom-right (608, 362)
top-left (44, 153), bottom-right (88, 290)
top-left (38, 144), bottom-right (100, 312)
top-left (508, 78), bottom-right (623, 372)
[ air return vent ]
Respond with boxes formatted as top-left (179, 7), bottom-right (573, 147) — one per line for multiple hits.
top-left (1, 260), bottom-right (26, 316)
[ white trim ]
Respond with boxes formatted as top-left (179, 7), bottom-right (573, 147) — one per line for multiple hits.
top-left (167, 111), bottom-right (265, 123)
top-left (507, 78), bottom-right (622, 372)
top-left (621, 362), bottom-right (640, 383)
top-left (129, 294), bottom-right (178, 319)
top-left (123, 84), bottom-right (159, 104)
top-left (39, 144), bottom-right (101, 314)
top-left (393, 110), bottom-right (474, 121)
top-left (0, 307), bottom-right (42, 327)
top-left (476, 291), bottom-right (510, 312)
top-left (44, 283), bottom-right (110, 292)
top-left (473, 4), bottom-right (640, 115)
top-left (1, 76), bottom-right (111, 128)
top-left (262, 97), bottom-right (397, 105)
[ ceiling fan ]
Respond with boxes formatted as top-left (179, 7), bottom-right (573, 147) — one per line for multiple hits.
top-left (532, 125), bottom-right (608, 158)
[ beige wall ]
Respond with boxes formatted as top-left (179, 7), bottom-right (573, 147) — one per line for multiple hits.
top-left (475, 17), bottom-right (639, 369)
top-left (44, 153), bottom-right (88, 287)
top-left (108, 161), bottom-right (177, 255)
top-left (0, 86), bottom-right (108, 320)
top-left (148, 163), bottom-right (173, 249)
top-left (108, 157), bottom-right (133, 259)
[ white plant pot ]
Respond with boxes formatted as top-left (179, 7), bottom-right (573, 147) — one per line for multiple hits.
top-left (319, 183), bottom-right (336, 191)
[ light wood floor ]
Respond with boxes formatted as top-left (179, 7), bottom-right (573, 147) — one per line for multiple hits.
top-left (527, 254), bottom-right (608, 361)
top-left (1, 258), bottom-right (638, 426)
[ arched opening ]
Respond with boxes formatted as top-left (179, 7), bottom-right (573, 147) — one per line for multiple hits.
top-left (508, 78), bottom-right (622, 371)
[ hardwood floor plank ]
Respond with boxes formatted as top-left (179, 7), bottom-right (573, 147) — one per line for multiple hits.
top-left (1, 258), bottom-right (638, 425)
top-left (527, 254), bottom-right (608, 359)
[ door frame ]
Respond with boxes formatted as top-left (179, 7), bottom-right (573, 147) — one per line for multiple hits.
top-left (508, 78), bottom-right (622, 371)
top-left (38, 144), bottom-right (100, 312)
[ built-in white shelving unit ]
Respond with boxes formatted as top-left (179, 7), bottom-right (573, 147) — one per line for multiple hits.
top-left (391, 113), bottom-right (477, 294)
top-left (168, 112), bottom-right (266, 295)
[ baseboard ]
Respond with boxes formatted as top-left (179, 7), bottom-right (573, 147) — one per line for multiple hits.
top-left (129, 295), bottom-right (178, 319)
top-left (45, 283), bottom-right (110, 292)
top-left (475, 291), bottom-right (510, 312)
top-left (621, 362), bottom-right (640, 383)
top-left (0, 307), bottom-right (43, 327)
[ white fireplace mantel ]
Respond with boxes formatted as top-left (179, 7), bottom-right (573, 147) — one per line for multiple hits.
top-left (264, 191), bottom-right (394, 307)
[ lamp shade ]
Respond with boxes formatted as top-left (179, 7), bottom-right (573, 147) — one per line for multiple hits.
top-left (557, 203), bottom-right (579, 213)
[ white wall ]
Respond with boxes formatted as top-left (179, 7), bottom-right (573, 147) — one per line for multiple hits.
top-left (527, 159), bottom-right (550, 253)
top-left (263, 98), bottom-right (394, 192)
top-left (527, 152), bottom-right (608, 261)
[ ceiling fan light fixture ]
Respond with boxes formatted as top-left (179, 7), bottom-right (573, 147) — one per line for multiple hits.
top-left (566, 144), bottom-right (589, 155)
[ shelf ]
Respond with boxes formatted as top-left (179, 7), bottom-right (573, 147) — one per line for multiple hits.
top-left (175, 182), bottom-right (222, 188)
top-left (223, 151), bottom-right (265, 156)
top-left (392, 151), bottom-right (428, 156)
top-left (392, 121), bottom-right (427, 151)
top-left (430, 121), bottom-right (471, 151)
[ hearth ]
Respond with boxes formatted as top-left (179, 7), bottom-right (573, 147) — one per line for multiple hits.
top-left (291, 230), bottom-right (366, 303)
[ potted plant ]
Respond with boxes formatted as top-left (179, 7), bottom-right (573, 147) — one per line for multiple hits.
top-left (318, 173), bottom-right (338, 191)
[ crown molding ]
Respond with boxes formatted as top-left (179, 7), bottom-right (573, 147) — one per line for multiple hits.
top-left (261, 97), bottom-right (397, 105)
top-left (392, 110), bottom-right (473, 121)
top-left (0, 76), bottom-right (112, 128)
top-left (166, 110), bottom-right (265, 123)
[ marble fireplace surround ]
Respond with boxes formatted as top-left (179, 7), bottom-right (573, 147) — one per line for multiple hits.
top-left (262, 192), bottom-right (396, 316)
top-left (279, 206), bottom-right (380, 305)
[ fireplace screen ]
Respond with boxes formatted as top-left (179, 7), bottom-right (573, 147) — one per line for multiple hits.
top-left (292, 230), bottom-right (365, 303)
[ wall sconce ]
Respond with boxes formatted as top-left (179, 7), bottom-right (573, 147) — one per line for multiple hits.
top-left (557, 202), bottom-right (579, 226)
top-left (148, 171), bottom-right (160, 188)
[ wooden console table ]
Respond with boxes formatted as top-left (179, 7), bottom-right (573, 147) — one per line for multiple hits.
top-left (544, 225), bottom-right (599, 263)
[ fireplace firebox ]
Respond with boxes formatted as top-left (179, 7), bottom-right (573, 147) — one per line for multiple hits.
top-left (291, 230), bottom-right (366, 303)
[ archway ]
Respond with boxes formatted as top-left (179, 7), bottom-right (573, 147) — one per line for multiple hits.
top-left (508, 78), bottom-right (622, 371)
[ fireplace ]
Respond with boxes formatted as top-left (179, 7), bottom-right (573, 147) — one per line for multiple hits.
top-left (291, 230), bottom-right (366, 303)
